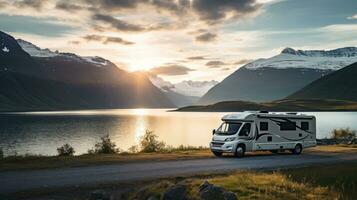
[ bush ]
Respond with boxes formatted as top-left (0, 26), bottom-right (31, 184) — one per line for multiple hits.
top-left (0, 148), bottom-right (3, 159)
top-left (128, 145), bottom-right (139, 153)
top-left (57, 144), bottom-right (75, 156)
top-left (140, 130), bottom-right (166, 153)
top-left (93, 134), bottom-right (120, 154)
top-left (332, 128), bottom-right (356, 143)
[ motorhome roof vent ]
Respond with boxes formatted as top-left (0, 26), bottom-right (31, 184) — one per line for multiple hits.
top-left (259, 111), bottom-right (269, 113)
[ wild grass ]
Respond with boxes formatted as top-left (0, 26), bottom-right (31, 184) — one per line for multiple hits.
top-left (125, 169), bottom-right (341, 200)
top-left (127, 162), bottom-right (357, 200)
top-left (332, 128), bottom-right (356, 139)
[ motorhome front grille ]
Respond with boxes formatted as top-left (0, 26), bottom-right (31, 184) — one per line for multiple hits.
top-left (211, 142), bottom-right (224, 147)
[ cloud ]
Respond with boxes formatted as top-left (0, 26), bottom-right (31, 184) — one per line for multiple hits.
top-left (234, 59), bottom-right (253, 65)
top-left (83, 34), bottom-right (134, 45)
top-left (192, 0), bottom-right (261, 24)
top-left (347, 14), bottom-right (357, 20)
top-left (13, 0), bottom-right (45, 10)
top-left (195, 32), bottom-right (217, 42)
top-left (92, 14), bottom-right (145, 32)
top-left (187, 56), bottom-right (206, 60)
top-left (205, 60), bottom-right (226, 68)
top-left (55, 1), bottom-right (85, 11)
top-left (149, 64), bottom-right (195, 76)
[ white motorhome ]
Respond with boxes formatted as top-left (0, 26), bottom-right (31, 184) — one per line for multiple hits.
top-left (210, 111), bottom-right (316, 157)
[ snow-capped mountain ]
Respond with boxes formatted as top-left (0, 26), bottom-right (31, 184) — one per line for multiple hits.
top-left (245, 47), bottom-right (357, 70)
top-left (149, 75), bottom-right (218, 97)
top-left (199, 47), bottom-right (357, 104)
top-left (17, 39), bottom-right (111, 68)
top-left (0, 31), bottom-right (174, 111)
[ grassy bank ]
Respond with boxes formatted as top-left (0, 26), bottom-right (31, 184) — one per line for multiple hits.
top-left (1, 145), bottom-right (357, 171)
top-left (0, 148), bottom-right (212, 171)
top-left (123, 161), bottom-right (357, 200)
top-left (8, 161), bottom-right (357, 200)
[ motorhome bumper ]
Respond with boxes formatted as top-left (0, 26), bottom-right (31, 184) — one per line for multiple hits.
top-left (210, 141), bottom-right (235, 153)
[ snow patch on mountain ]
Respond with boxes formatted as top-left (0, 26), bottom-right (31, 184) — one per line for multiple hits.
top-left (17, 39), bottom-right (111, 67)
top-left (245, 47), bottom-right (357, 70)
top-left (2, 46), bottom-right (9, 52)
top-left (149, 75), bottom-right (218, 97)
top-left (17, 39), bottom-right (58, 57)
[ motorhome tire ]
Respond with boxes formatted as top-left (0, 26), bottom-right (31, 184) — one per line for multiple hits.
top-left (270, 150), bottom-right (279, 154)
top-left (292, 144), bottom-right (303, 155)
top-left (235, 144), bottom-right (245, 158)
top-left (212, 151), bottom-right (223, 157)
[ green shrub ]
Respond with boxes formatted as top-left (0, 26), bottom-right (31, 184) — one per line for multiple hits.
top-left (56, 144), bottom-right (75, 156)
top-left (93, 134), bottom-right (120, 154)
top-left (140, 130), bottom-right (166, 153)
top-left (0, 148), bottom-right (3, 159)
top-left (331, 128), bottom-right (356, 141)
top-left (128, 145), bottom-right (139, 153)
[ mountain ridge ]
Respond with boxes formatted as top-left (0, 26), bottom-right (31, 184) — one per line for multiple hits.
top-left (198, 46), bottom-right (357, 104)
top-left (0, 31), bottom-right (175, 111)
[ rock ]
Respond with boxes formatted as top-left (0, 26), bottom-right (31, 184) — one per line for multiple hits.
top-left (163, 184), bottom-right (188, 200)
top-left (198, 181), bottom-right (238, 200)
top-left (89, 190), bottom-right (110, 200)
top-left (199, 180), bottom-right (211, 192)
top-left (199, 184), bottom-right (225, 200)
top-left (147, 196), bottom-right (160, 200)
top-left (223, 191), bottom-right (237, 200)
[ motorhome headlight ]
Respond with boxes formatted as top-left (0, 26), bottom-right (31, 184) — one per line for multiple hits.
top-left (225, 137), bottom-right (236, 142)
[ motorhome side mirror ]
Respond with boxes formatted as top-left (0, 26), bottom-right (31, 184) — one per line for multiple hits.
top-left (212, 129), bottom-right (216, 135)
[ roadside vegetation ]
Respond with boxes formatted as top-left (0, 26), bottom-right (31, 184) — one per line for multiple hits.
top-left (12, 162), bottom-right (355, 200)
top-left (1, 129), bottom-right (356, 171)
top-left (123, 162), bottom-right (357, 200)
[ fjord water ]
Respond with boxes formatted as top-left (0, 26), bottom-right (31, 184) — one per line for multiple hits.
top-left (0, 109), bottom-right (356, 156)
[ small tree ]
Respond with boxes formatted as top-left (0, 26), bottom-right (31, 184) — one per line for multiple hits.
top-left (94, 135), bottom-right (120, 154)
top-left (332, 128), bottom-right (356, 143)
top-left (140, 130), bottom-right (166, 153)
top-left (0, 148), bottom-right (3, 159)
top-left (128, 145), bottom-right (139, 153)
top-left (57, 144), bottom-right (75, 156)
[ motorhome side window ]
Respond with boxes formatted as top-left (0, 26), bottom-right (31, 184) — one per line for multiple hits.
top-left (301, 122), bottom-right (309, 130)
top-left (239, 123), bottom-right (251, 136)
top-left (280, 121), bottom-right (296, 131)
top-left (260, 122), bottom-right (268, 131)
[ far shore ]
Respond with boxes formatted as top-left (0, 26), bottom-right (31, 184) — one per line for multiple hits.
top-left (175, 99), bottom-right (357, 112)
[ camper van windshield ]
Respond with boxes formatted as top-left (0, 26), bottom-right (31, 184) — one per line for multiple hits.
top-left (216, 122), bottom-right (242, 135)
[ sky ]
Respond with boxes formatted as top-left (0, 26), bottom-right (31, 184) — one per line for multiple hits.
top-left (0, 0), bottom-right (356, 83)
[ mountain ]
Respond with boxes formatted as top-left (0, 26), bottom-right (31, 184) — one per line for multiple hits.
top-left (198, 47), bottom-right (357, 105)
top-left (288, 62), bottom-right (357, 101)
top-left (149, 75), bottom-right (217, 107)
top-left (177, 99), bottom-right (357, 112)
top-left (0, 31), bottom-right (174, 111)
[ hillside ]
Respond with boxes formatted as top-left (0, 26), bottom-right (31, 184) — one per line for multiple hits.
top-left (288, 62), bottom-right (357, 101)
top-left (198, 47), bottom-right (357, 104)
top-left (0, 31), bottom-right (174, 111)
top-left (176, 99), bottom-right (357, 112)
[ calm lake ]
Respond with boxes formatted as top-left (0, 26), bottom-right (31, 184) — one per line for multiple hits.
top-left (0, 109), bottom-right (357, 156)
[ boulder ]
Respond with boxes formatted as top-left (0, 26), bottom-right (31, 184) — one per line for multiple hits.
top-left (223, 191), bottom-right (237, 200)
top-left (89, 190), bottom-right (110, 200)
top-left (199, 181), bottom-right (237, 200)
top-left (163, 184), bottom-right (188, 200)
top-left (147, 196), bottom-right (160, 200)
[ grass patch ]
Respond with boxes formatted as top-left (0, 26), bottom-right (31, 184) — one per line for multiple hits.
top-left (125, 170), bottom-right (340, 200)
top-left (126, 162), bottom-right (357, 200)
top-left (280, 162), bottom-right (357, 200)
top-left (0, 149), bottom-right (211, 171)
